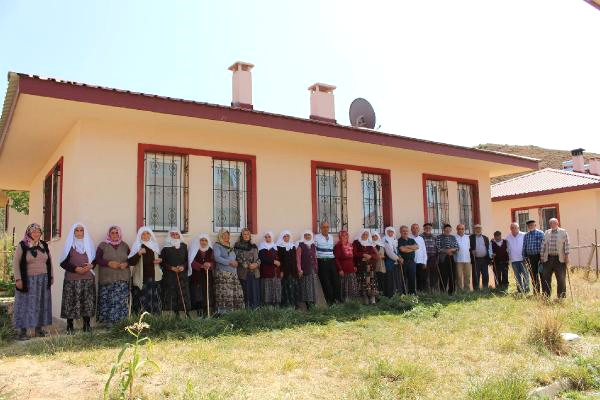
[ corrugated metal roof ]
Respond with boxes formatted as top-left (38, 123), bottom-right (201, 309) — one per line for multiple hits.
top-left (491, 168), bottom-right (600, 199)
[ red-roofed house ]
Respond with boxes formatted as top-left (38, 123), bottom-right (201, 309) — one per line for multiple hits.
top-left (0, 64), bottom-right (537, 317)
top-left (491, 155), bottom-right (600, 266)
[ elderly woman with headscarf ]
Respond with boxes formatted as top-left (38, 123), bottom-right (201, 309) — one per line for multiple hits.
top-left (371, 230), bottom-right (386, 297)
top-left (234, 228), bottom-right (261, 309)
top-left (353, 228), bottom-right (379, 304)
top-left (95, 225), bottom-right (131, 327)
top-left (128, 227), bottom-right (163, 315)
top-left (296, 230), bottom-right (318, 309)
top-left (383, 226), bottom-right (402, 297)
top-left (13, 223), bottom-right (53, 340)
top-left (160, 229), bottom-right (191, 317)
top-left (60, 222), bottom-right (96, 333)
top-left (213, 228), bottom-right (244, 313)
top-left (276, 230), bottom-right (300, 308)
top-left (334, 230), bottom-right (357, 302)
top-left (188, 233), bottom-right (215, 317)
top-left (258, 231), bottom-right (282, 307)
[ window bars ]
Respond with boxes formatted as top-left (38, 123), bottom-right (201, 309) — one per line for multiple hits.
top-left (144, 152), bottom-right (189, 232)
top-left (516, 210), bottom-right (530, 232)
top-left (213, 159), bottom-right (248, 233)
top-left (361, 172), bottom-right (384, 232)
top-left (539, 207), bottom-right (557, 231)
top-left (425, 180), bottom-right (449, 234)
top-left (457, 182), bottom-right (474, 234)
top-left (316, 168), bottom-right (348, 233)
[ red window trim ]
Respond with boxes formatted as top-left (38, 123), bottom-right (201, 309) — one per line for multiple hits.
top-left (137, 144), bottom-right (258, 233)
top-left (510, 203), bottom-right (560, 226)
top-left (43, 156), bottom-right (64, 240)
top-left (310, 161), bottom-right (393, 233)
top-left (421, 173), bottom-right (480, 227)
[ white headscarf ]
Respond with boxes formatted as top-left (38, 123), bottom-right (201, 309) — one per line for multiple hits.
top-left (187, 233), bottom-right (211, 277)
top-left (370, 230), bottom-right (384, 247)
top-left (258, 231), bottom-right (277, 251)
top-left (163, 228), bottom-right (185, 249)
top-left (276, 230), bottom-right (295, 251)
top-left (355, 228), bottom-right (373, 247)
top-left (60, 222), bottom-right (96, 263)
top-left (384, 226), bottom-right (398, 248)
top-left (128, 226), bottom-right (160, 257)
top-left (297, 230), bottom-right (314, 246)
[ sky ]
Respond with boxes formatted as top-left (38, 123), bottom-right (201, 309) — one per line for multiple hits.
top-left (1, 0), bottom-right (599, 152)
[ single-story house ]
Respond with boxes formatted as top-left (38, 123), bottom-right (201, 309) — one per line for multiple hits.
top-left (0, 62), bottom-right (537, 317)
top-left (491, 150), bottom-right (600, 267)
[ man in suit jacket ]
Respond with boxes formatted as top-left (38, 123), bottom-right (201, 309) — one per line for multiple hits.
top-left (541, 218), bottom-right (570, 298)
top-left (470, 224), bottom-right (491, 290)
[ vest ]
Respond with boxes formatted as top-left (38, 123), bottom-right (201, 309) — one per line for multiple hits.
top-left (97, 242), bottom-right (131, 286)
top-left (299, 242), bottom-right (316, 275)
top-left (491, 240), bottom-right (509, 262)
top-left (17, 240), bottom-right (52, 293)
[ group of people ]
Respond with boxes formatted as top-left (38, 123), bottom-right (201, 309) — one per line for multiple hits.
top-left (11, 217), bottom-right (571, 340)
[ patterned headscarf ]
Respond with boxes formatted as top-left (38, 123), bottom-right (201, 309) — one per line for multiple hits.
top-left (104, 225), bottom-right (123, 246)
top-left (22, 223), bottom-right (42, 248)
top-left (216, 228), bottom-right (233, 250)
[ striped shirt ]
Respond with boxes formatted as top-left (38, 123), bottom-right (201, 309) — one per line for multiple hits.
top-left (314, 234), bottom-right (335, 259)
top-left (436, 234), bottom-right (458, 252)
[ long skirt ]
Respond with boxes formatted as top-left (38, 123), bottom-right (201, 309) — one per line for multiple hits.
top-left (357, 270), bottom-right (378, 299)
top-left (340, 272), bottom-right (359, 301)
top-left (215, 270), bottom-right (245, 313)
top-left (13, 274), bottom-right (52, 329)
top-left (131, 280), bottom-right (162, 315)
top-left (97, 280), bottom-right (129, 324)
top-left (261, 277), bottom-right (282, 305)
top-left (300, 272), bottom-right (316, 303)
top-left (243, 274), bottom-right (261, 309)
top-left (61, 278), bottom-right (96, 319)
top-left (189, 270), bottom-right (215, 316)
top-left (161, 271), bottom-right (191, 312)
top-left (280, 275), bottom-right (301, 307)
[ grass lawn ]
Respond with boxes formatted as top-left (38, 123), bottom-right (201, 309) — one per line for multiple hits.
top-left (2, 271), bottom-right (600, 399)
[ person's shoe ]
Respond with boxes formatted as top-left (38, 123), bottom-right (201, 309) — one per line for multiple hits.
top-left (17, 328), bottom-right (28, 341)
top-left (35, 327), bottom-right (47, 337)
top-left (66, 321), bottom-right (75, 335)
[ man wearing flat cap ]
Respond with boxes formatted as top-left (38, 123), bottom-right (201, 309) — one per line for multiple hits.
top-left (522, 219), bottom-right (544, 294)
top-left (469, 224), bottom-right (492, 290)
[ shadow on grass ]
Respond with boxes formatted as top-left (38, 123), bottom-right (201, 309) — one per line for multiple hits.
top-left (0, 289), bottom-right (503, 357)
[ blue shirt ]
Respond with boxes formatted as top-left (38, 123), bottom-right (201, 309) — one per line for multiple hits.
top-left (314, 234), bottom-right (335, 259)
top-left (522, 229), bottom-right (544, 257)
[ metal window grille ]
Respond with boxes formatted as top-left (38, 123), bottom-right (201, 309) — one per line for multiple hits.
top-left (425, 179), bottom-right (449, 234)
top-left (316, 168), bottom-right (347, 233)
top-left (539, 207), bottom-right (557, 231)
top-left (213, 159), bottom-right (248, 233)
top-left (43, 162), bottom-right (62, 240)
top-left (516, 210), bottom-right (530, 232)
top-left (457, 183), bottom-right (474, 234)
top-left (144, 152), bottom-right (189, 232)
top-left (361, 172), bottom-right (384, 232)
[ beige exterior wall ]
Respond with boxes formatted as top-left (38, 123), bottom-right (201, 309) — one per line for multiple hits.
top-left (5, 204), bottom-right (28, 244)
top-left (491, 189), bottom-right (600, 267)
top-left (20, 112), bottom-right (496, 319)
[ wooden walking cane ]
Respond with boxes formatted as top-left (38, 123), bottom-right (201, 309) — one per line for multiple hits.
top-left (491, 257), bottom-right (500, 290)
top-left (205, 267), bottom-right (211, 318)
top-left (175, 269), bottom-right (188, 317)
top-left (566, 262), bottom-right (574, 302)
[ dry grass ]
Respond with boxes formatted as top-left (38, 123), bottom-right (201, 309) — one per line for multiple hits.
top-left (1, 272), bottom-right (600, 399)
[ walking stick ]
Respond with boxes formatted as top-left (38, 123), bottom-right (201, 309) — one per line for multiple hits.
top-left (566, 262), bottom-right (574, 302)
top-left (398, 260), bottom-right (407, 295)
top-left (205, 267), bottom-right (211, 318)
top-left (175, 270), bottom-right (188, 317)
top-left (491, 257), bottom-right (500, 290)
top-left (436, 255), bottom-right (447, 293)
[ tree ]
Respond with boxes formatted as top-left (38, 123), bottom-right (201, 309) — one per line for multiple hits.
top-left (6, 191), bottom-right (29, 215)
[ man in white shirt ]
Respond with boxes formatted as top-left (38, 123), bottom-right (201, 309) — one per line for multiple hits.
top-left (410, 223), bottom-right (428, 292)
top-left (453, 224), bottom-right (472, 291)
top-left (314, 221), bottom-right (341, 305)
top-left (505, 222), bottom-right (530, 293)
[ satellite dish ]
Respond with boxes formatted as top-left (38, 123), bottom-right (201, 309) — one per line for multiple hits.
top-left (349, 98), bottom-right (376, 129)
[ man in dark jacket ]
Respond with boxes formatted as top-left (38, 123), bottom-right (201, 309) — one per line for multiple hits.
top-left (470, 224), bottom-right (491, 290)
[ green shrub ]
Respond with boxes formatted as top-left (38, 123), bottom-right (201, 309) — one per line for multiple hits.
top-left (528, 309), bottom-right (568, 355)
top-left (558, 355), bottom-right (600, 391)
top-left (567, 309), bottom-right (600, 335)
top-left (0, 305), bottom-right (15, 345)
top-left (468, 375), bottom-right (529, 400)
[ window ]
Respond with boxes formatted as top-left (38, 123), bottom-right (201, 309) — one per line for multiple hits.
top-left (144, 152), bottom-right (189, 232)
top-left (213, 159), bottom-right (248, 233)
top-left (425, 179), bottom-right (449, 234)
top-left (362, 172), bottom-right (384, 232)
top-left (539, 207), bottom-right (558, 231)
top-left (457, 183), bottom-right (475, 234)
top-left (315, 168), bottom-right (347, 233)
top-left (515, 210), bottom-right (530, 232)
top-left (43, 158), bottom-right (63, 240)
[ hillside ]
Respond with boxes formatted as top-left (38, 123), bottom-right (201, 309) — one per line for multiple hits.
top-left (476, 144), bottom-right (600, 183)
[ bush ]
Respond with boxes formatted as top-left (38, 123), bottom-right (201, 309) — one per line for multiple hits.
top-left (528, 309), bottom-right (568, 355)
top-left (0, 305), bottom-right (15, 345)
top-left (467, 375), bottom-right (529, 400)
top-left (558, 355), bottom-right (600, 391)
